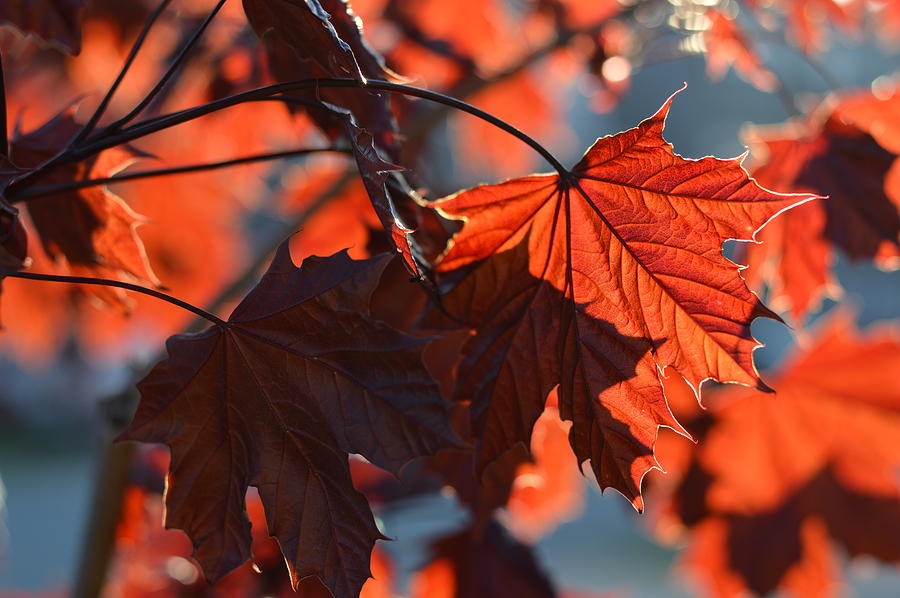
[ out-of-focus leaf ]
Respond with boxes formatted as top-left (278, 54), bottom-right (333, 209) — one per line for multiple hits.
top-left (653, 311), bottom-right (900, 598)
top-left (11, 111), bottom-right (159, 311)
top-left (741, 94), bottom-right (900, 323)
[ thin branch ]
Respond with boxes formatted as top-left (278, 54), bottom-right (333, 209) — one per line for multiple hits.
top-left (72, 0), bottom-right (174, 144)
top-left (772, 80), bottom-right (802, 117)
top-left (72, 439), bottom-right (135, 598)
top-left (10, 147), bottom-right (349, 202)
top-left (0, 49), bottom-right (7, 158)
top-left (74, 78), bottom-right (570, 175)
top-left (102, 0), bottom-right (229, 133)
top-left (399, 9), bottom-right (629, 160)
top-left (5, 270), bottom-right (227, 327)
top-left (799, 53), bottom-right (842, 91)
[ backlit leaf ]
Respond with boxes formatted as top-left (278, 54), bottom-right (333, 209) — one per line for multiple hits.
top-left (654, 311), bottom-right (900, 598)
top-left (429, 89), bottom-right (814, 509)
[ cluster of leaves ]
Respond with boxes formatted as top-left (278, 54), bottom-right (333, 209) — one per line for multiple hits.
top-left (0, 1), bottom-right (897, 597)
top-left (650, 312), bottom-right (900, 598)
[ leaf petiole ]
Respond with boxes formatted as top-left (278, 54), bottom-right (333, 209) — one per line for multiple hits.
top-left (101, 0), bottom-right (230, 133)
top-left (76, 78), bottom-right (571, 175)
top-left (4, 270), bottom-right (228, 327)
top-left (0, 49), bottom-right (7, 159)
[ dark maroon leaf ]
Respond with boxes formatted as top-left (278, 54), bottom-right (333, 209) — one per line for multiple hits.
top-left (121, 244), bottom-right (459, 597)
top-left (0, 0), bottom-right (86, 53)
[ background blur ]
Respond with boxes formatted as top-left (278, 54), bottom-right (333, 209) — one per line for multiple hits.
top-left (0, 0), bottom-right (898, 596)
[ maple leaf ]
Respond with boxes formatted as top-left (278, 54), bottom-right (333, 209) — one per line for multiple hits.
top-left (655, 311), bottom-right (900, 598)
top-left (10, 110), bottom-right (160, 309)
top-left (0, 0), bottom-right (86, 53)
top-left (242, 0), bottom-right (398, 157)
top-left (339, 109), bottom-right (422, 278)
top-left (740, 98), bottom-right (900, 322)
top-left (428, 89), bottom-right (814, 509)
top-left (106, 448), bottom-right (395, 598)
top-left (120, 243), bottom-right (459, 596)
top-left (703, 9), bottom-right (776, 92)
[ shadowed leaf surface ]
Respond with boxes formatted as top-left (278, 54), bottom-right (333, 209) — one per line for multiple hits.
top-left (0, 0), bottom-right (86, 53)
top-left (121, 244), bottom-right (459, 597)
top-left (429, 90), bottom-right (812, 509)
top-left (242, 0), bottom-right (398, 157)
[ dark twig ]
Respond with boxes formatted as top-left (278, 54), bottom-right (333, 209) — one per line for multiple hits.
top-left (102, 0), bottom-right (229, 133)
top-left (0, 49), bottom-right (7, 159)
top-left (71, 439), bottom-right (135, 598)
top-left (10, 147), bottom-right (349, 202)
top-left (72, 0), bottom-right (174, 144)
top-left (5, 271), bottom-right (227, 327)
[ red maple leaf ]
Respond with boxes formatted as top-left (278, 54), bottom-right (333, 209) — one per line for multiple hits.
top-left (653, 311), bottom-right (900, 598)
top-left (121, 243), bottom-right (460, 597)
top-left (741, 95), bottom-right (900, 322)
top-left (105, 447), bottom-right (395, 598)
top-left (10, 110), bottom-right (160, 310)
top-left (428, 89), bottom-right (813, 509)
